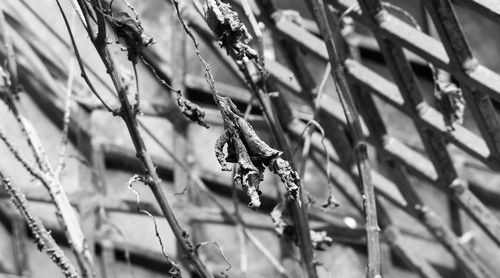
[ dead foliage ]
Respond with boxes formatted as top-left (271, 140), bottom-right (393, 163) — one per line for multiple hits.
top-left (215, 96), bottom-right (299, 209)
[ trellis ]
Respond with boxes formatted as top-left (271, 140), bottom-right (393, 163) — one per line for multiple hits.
top-left (0, 0), bottom-right (500, 278)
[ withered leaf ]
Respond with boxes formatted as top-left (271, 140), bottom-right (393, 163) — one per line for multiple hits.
top-left (215, 131), bottom-right (231, 171)
top-left (106, 12), bottom-right (155, 63)
top-left (232, 134), bottom-right (263, 209)
top-left (214, 96), bottom-right (300, 208)
top-left (434, 77), bottom-right (465, 132)
top-left (176, 94), bottom-right (209, 128)
top-left (204, 0), bottom-right (258, 62)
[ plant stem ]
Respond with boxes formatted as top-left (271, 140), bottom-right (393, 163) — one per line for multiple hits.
top-left (0, 171), bottom-right (81, 278)
top-left (63, 1), bottom-right (214, 276)
top-left (305, 0), bottom-right (382, 277)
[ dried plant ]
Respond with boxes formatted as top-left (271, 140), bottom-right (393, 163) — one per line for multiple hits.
top-left (2, 0), bottom-right (500, 278)
top-left (0, 173), bottom-right (80, 278)
top-left (215, 96), bottom-right (299, 208)
top-left (204, 0), bottom-right (257, 63)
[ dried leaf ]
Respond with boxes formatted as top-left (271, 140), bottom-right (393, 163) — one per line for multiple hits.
top-left (105, 12), bottom-right (155, 63)
top-left (214, 96), bottom-right (301, 208)
top-left (215, 131), bottom-right (231, 171)
top-left (434, 77), bottom-right (465, 132)
top-left (232, 134), bottom-right (263, 209)
top-left (176, 94), bottom-right (209, 128)
top-left (204, 0), bottom-right (258, 62)
top-left (268, 157), bottom-right (300, 202)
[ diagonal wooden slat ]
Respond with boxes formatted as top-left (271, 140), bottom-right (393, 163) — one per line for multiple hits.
top-left (354, 0), bottom-right (500, 261)
top-left (455, 0), bottom-right (500, 23)
top-left (422, 0), bottom-right (500, 166)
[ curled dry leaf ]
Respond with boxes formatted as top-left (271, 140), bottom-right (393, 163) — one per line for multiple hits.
top-left (204, 0), bottom-right (258, 63)
top-left (214, 96), bottom-right (300, 208)
top-left (434, 77), bottom-right (465, 132)
top-left (176, 93), bottom-right (209, 128)
top-left (105, 12), bottom-right (155, 63)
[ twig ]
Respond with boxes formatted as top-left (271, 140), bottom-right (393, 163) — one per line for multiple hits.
top-left (239, 0), bottom-right (264, 68)
top-left (127, 176), bottom-right (182, 277)
top-left (193, 2), bottom-right (319, 276)
top-left (168, 0), bottom-right (220, 98)
top-left (0, 125), bottom-right (96, 277)
top-left (63, 1), bottom-right (214, 276)
top-left (195, 241), bottom-right (231, 276)
top-left (304, 0), bottom-right (382, 277)
top-left (0, 171), bottom-right (80, 278)
top-left (0, 11), bottom-right (96, 275)
top-left (18, 0), bottom-right (115, 96)
top-left (55, 0), bottom-right (118, 114)
top-left (295, 63), bottom-right (338, 209)
top-left (139, 123), bottom-right (290, 277)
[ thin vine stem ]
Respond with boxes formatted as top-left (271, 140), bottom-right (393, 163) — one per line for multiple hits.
top-left (305, 0), bottom-right (382, 277)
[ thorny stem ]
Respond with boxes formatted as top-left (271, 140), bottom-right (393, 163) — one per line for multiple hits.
top-left (305, 0), bottom-right (382, 277)
top-left (0, 172), bottom-right (81, 278)
top-left (0, 125), bottom-right (96, 278)
top-left (65, 0), bottom-right (213, 277)
top-left (1, 11), bottom-right (95, 277)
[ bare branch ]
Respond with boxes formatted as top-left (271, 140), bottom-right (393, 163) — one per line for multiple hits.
top-left (0, 172), bottom-right (80, 278)
top-left (305, 0), bottom-right (382, 277)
